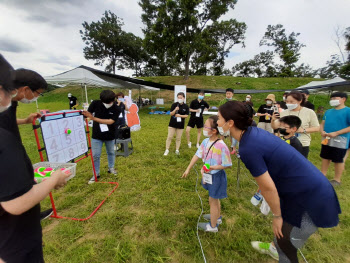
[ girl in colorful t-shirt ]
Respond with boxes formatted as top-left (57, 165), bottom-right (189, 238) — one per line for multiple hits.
top-left (182, 115), bottom-right (232, 232)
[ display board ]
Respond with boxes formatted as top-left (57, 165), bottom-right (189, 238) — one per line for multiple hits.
top-left (41, 115), bottom-right (88, 163)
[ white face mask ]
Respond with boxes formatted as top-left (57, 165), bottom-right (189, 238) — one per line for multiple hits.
top-left (329, 100), bottom-right (340, 107)
top-left (246, 98), bottom-right (250, 102)
top-left (103, 103), bottom-right (113, 109)
top-left (203, 130), bottom-right (212, 137)
top-left (20, 90), bottom-right (38, 104)
top-left (0, 100), bottom-right (11, 113)
top-left (178, 99), bottom-right (184, 104)
top-left (266, 100), bottom-right (272, 105)
top-left (218, 122), bottom-right (230, 137)
top-left (286, 103), bottom-right (298, 110)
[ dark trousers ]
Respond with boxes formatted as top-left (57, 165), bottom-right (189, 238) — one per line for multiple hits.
top-left (300, 146), bottom-right (309, 159)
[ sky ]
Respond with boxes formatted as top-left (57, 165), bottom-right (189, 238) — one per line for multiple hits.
top-left (0, 0), bottom-right (349, 77)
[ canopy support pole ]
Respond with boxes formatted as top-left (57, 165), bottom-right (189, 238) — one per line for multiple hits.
top-left (81, 83), bottom-right (84, 104)
top-left (139, 85), bottom-right (141, 108)
top-left (85, 84), bottom-right (88, 104)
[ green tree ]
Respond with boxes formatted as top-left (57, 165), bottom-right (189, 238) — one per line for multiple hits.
top-left (294, 63), bottom-right (316, 77)
top-left (139, 0), bottom-right (246, 79)
top-left (120, 33), bottom-right (149, 77)
top-left (340, 27), bottom-right (350, 78)
top-left (232, 51), bottom-right (276, 77)
top-left (80, 11), bottom-right (146, 75)
top-left (317, 54), bottom-right (342, 78)
top-left (260, 24), bottom-right (305, 77)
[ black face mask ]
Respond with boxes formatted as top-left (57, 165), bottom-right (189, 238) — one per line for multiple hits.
top-left (279, 128), bottom-right (290, 136)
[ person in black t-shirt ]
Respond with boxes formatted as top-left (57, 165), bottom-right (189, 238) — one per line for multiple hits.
top-left (83, 90), bottom-right (120, 183)
top-left (279, 115), bottom-right (303, 154)
top-left (300, 89), bottom-right (315, 111)
top-left (164, 92), bottom-right (189, 156)
top-left (0, 55), bottom-right (71, 263)
top-left (257, 94), bottom-right (276, 133)
top-left (186, 90), bottom-right (209, 149)
top-left (114, 92), bottom-right (129, 127)
top-left (68, 93), bottom-right (78, 109)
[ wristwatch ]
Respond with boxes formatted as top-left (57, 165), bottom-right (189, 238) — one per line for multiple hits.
top-left (303, 128), bottom-right (307, 134)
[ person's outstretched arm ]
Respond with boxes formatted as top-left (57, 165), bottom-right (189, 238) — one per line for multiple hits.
top-left (1, 170), bottom-right (71, 215)
top-left (182, 155), bottom-right (200, 178)
top-left (255, 171), bottom-right (283, 239)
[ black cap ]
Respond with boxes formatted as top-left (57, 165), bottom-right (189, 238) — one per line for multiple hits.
top-left (330, 92), bottom-right (348, 99)
top-left (0, 54), bottom-right (15, 93)
top-left (300, 89), bottom-right (309, 95)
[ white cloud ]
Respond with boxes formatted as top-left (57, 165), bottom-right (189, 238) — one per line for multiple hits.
top-left (0, 0), bottom-right (349, 77)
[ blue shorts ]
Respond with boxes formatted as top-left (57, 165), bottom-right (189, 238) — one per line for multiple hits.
top-left (202, 169), bottom-right (227, 199)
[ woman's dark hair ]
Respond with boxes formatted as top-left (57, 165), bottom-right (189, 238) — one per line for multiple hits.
top-left (286, 91), bottom-right (305, 104)
top-left (13, 68), bottom-right (47, 92)
top-left (100, 90), bottom-right (116, 103)
top-left (0, 54), bottom-right (15, 93)
top-left (177, 92), bottom-right (185, 98)
top-left (116, 92), bottom-right (124, 98)
top-left (198, 90), bottom-right (205, 95)
top-left (219, 101), bottom-right (253, 130)
top-left (208, 115), bottom-right (219, 134)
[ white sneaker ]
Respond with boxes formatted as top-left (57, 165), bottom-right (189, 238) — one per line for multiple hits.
top-left (198, 222), bottom-right (218, 232)
top-left (164, 149), bottom-right (169, 156)
top-left (196, 143), bottom-right (200, 148)
top-left (88, 174), bottom-right (100, 184)
top-left (175, 150), bottom-right (180, 155)
top-left (108, 168), bottom-right (117, 175)
top-left (188, 142), bottom-right (192, 148)
top-left (203, 214), bottom-right (223, 224)
top-left (251, 241), bottom-right (279, 261)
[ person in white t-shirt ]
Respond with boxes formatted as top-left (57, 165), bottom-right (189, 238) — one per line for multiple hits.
top-left (271, 91), bottom-right (319, 158)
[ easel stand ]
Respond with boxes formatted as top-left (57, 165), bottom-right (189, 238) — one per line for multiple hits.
top-left (33, 110), bottom-right (118, 221)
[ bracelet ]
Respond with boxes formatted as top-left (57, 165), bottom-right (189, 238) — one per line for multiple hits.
top-left (273, 214), bottom-right (282, 218)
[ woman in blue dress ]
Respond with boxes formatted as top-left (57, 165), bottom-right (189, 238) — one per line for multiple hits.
top-left (217, 101), bottom-right (341, 263)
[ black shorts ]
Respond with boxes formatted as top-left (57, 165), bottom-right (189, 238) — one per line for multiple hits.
top-left (320, 145), bottom-right (347, 163)
top-left (187, 117), bottom-right (204, 129)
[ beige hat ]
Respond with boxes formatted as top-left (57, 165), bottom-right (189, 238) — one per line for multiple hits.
top-left (265, 94), bottom-right (276, 103)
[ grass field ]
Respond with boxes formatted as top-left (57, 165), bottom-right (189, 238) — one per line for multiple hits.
top-left (16, 76), bottom-right (350, 263)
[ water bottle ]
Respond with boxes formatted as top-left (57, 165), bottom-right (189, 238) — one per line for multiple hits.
top-left (251, 191), bottom-right (263, 206)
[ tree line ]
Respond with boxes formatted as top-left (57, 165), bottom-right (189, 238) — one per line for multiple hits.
top-left (80, 2), bottom-right (350, 79)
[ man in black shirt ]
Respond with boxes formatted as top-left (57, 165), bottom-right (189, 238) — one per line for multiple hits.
top-left (0, 55), bottom-right (71, 263)
top-left (186, 90), bottom-right (209, 148)
top-left (68, 93), bottom-right (78, 109)
top-left (0, 69), bottom-right (55, 220)
top-left (300, 89), bottom-right (315, 111)
top-left (83, 90), bottom-right (120, 183)
top-left (279, 115), bottom-right (303, 154)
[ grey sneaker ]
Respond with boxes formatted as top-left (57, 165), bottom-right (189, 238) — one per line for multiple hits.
top-left (203, 214), bottom-right (223, 224)
top-left (88, 174), bottom-right (100, 184)
top-left (198, 222), bottom-right (218, 232)
top-left (108, 168), bottom-right (117, 175)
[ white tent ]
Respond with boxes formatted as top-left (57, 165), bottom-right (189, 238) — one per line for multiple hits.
top-left (45, 66), bottom-right (160, 104)
top-left (45, 67), bottom-right (120, 104)
top-left (295, 77), bottom-right (350, 93)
